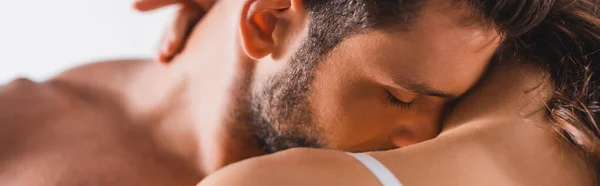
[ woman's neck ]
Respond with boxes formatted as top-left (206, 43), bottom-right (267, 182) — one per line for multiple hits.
top-left (442, 59), bottom-right (554, 132)
top-left (439, 59), bottom-right (595, 184)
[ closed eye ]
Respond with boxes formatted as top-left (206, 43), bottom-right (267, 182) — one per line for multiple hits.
top-left (385, 90), bottom-right (413, 110)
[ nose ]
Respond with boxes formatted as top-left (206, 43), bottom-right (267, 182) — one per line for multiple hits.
top-left (390, 128), bottom-right (421, 148)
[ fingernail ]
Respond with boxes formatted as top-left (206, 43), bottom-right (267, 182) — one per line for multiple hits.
top-left (161, 43), bottom-right (171, 55)
top-left (133, 1), bottom-right (143, 8)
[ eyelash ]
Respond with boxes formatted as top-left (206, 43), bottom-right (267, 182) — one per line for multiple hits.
top-left (386, 91), bottom-right (413, 110)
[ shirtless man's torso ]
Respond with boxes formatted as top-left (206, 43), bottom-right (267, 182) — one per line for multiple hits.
top-left (0, 1), bottom-right (253, 185)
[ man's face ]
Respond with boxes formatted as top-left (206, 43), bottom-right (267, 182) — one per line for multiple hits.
top-left (249, 1), bottom-right (501, 153)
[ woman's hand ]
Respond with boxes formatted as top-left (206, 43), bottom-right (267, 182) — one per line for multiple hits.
top-left (133, 0), bottom-right (217, 63)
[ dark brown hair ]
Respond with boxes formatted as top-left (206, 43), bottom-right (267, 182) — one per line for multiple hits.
top-left (302, 0), bottom-right (600, 182)
top-left (472, 0), bottom-right (600, 182)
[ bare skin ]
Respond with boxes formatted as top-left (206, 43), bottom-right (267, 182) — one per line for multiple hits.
top-left (199, 59), bottom-right (595, 186)
top-left (0, 2), bottom-right (486, 185)
top-left (0, 1), bottom-right (257, 185)
top-left (2, 0), bottom-right (593, 186)
top-left (0, 0), bottom-right (498, 184)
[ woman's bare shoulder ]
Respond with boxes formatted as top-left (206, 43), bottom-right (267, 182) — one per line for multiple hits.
top-left (370, 119), bottom-right (593, 186)
top-left (198, 148), bottom-right (382, 186)
top-left (200, 120), bottom-right (592, 186)
top-left (198, 142), bottom-right (503, 186)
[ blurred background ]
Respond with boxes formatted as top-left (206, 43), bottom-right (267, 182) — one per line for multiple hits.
top-left (0, 0), bottom-right (175, 84)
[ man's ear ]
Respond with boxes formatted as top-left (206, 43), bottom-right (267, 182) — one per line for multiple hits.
top-left (239, 0), bottom-right (302, 59)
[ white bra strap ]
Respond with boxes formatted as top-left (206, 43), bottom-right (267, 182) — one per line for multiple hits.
top-left (347, 153), bottom-right (403, 186)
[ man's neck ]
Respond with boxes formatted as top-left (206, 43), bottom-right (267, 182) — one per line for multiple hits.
top-left (131, 0), bottom-right (263, 174)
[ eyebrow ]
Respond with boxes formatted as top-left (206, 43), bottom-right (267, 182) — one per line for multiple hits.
top-left (400, 82), bottom-right (459, 100)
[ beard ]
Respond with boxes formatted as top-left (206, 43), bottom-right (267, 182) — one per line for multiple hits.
top-left (250, 40), bottom-right (328, 153)
top-left (248, 10), bottom-right (356, 153)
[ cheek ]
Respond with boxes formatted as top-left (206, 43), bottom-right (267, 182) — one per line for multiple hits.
top-left (311, 75), bottom-right (392, 150)
top-left (312, 74), bottom-right (386, 143)
top-left (310, 62), bottom-right (446, 151)
top-left (310, 59), bottom-right (381, 149)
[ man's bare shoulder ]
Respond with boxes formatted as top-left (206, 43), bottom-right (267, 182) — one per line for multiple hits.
top-left (0, 59), bottom-right (150, 121)
top-left (0, 77), bottom-right (204, 186)
top-left (0, 78), bottom-right (89, 148)
top-left (0, 78), bottom-right (77, 118)
top-left (0, 59), bottom-right (153, 138)
top-left (53, 59), bottom-right (153, 92)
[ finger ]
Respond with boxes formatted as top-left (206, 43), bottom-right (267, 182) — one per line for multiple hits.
top-left (191, 0), bottom-right (218, 10)
top-left (156, 27), bottom-right (172, 63)
top-left (158, 3), bottom-right (205, 63)
top-left (133, 0), bottom-right (183, 12)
